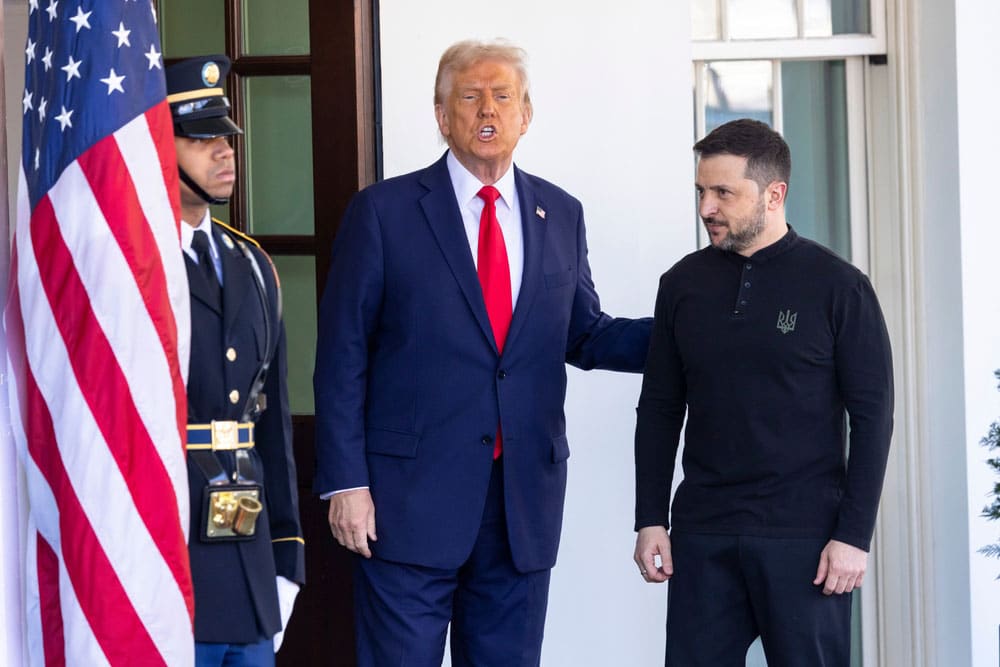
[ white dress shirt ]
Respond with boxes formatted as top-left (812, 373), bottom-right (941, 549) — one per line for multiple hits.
top-left (180, 211), bottom-right (223, 285)
top-left (445, 150), bottom-right (524, 308)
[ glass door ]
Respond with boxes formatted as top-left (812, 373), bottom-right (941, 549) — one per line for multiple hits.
top-left (159, 2), bottom-right (378, 664)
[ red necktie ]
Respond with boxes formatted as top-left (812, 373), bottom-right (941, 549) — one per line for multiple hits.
top-left (477, 185), bottom-right (512, 459)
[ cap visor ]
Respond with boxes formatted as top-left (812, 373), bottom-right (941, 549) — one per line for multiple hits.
top-left (175, 115), bottom-right (243, 139)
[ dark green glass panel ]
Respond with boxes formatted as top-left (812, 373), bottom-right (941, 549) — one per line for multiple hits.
top-left (805, 0), bottom-right (872, 36)
top-left (158, 0), bottom-right (224, 58)
top-left (781, 60), bottom-right (851, 259)
top-left (243, 76), bottom-right (315, 235)
top-left (243, 0), bottom-right (310, 55)
top-left (271, 256), bottom-right (316, 415)
top-left (781, 60), bottom-right (850, 259)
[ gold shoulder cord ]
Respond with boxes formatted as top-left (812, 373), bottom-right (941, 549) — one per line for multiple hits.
top-left (211, 218), bottom-right (281, 292)
top-left (211, 218), bottom-right (261, 249)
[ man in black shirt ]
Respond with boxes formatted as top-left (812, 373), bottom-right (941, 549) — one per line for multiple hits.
top-left (633, 119), bottom-right (893, 666)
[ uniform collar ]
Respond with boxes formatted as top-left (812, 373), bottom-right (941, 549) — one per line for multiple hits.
top-left (180, 211), bottom-right (220, 261)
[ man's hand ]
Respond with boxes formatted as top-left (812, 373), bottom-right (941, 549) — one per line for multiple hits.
top-left (328, 489), bottom-right (377, 558)
top-left (633, 526), bottom-right (673, 583)
top-left (813, 539), bottom-right (867, 595)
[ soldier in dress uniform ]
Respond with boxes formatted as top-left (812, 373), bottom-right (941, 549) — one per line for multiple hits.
top-left (167, 54), bottom-right (305, 667)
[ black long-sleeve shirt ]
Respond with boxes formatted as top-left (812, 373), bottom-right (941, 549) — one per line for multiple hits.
top-left (634, 227), bottom-right (893, 551)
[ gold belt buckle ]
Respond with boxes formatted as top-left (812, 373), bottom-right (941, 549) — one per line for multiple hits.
top-left (211, 420), bottom-right (239, 450)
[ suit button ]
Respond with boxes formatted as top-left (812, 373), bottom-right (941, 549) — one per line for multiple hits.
top-left (229, 390), bottom-right (240, 404)
top-left (481, 435), bottom-right (493, 445)
top-left (497, 370), bottom-right (506, 379)
top-left (226, 347), bottom-right (237, 362)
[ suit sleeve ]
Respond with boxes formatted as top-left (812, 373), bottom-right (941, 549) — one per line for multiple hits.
top-left (313, 190), bottom-right (385, 495)
top-left (563, 205), bottom-right (652, 372)
top-left (633, 272), bottom-right (686, 531)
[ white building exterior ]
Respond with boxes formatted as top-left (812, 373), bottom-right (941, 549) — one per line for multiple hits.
top-left (3, 0), bottom-right (999, 664)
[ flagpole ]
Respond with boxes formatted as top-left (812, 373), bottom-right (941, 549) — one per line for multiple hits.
top-left (0, 3), bottom-right (28, 665)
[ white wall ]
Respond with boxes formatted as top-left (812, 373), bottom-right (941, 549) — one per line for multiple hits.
top-left (894, 0), bottom-right (1000, 663)
top-left (907, 0), bottom-right (975, 664)
top-left (378, 2), bottom-right (694, 664)
top-left (955, 0), bottom-right (1000, 663)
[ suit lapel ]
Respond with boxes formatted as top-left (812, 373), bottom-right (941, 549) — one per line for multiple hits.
top-left (505, 166), bottom-right (544, 351)
top-left (215, 225), bottom-right (253, 338)
top-left (419, 155), bottom-right (497, 351)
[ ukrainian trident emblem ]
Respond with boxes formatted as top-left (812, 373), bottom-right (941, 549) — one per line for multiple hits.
top-left (776, 309), bottom-right (797, 334)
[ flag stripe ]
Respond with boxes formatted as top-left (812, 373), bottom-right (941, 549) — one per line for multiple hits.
top-left (30, 186), bottom-right (189, 589)
top-left (24, 368), bottom-right (160, 665)
top-left (73, 135), bottom-right (191, 564)
top-left (20, 196), bottom-right (192, 660)
top-left (36, 536), bottom-right (64, 667)
top-left (118, 105), bottom-right (191, 387)
top-left (76, 132), bottom-right (187, 431)
top-left (112, 105), bottom-right (190, 417)
top-left (144, 103), bottom-right (183, 228)
top-left (15, 3), bottom-right (193, 661)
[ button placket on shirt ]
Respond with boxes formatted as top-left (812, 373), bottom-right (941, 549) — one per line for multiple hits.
top-left (732, 262), bottom-right (753, 319)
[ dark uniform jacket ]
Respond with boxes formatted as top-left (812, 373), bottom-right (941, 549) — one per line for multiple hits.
top-left (185, 219), bottom-right (305, 643)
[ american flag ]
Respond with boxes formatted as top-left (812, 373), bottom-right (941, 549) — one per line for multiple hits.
top-left (4, 1), bottom-right (194, 664)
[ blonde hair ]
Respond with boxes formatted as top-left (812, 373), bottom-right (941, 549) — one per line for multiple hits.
top-left (434, 39), bottom-right (531, 109)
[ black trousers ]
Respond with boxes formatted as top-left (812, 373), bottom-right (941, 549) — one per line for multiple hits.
top-left (665, 532), bottom-right (852, 667)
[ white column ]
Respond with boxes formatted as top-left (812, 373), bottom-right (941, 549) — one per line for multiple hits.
top-left (872, 0), bottom-right (1000, 664)
top-left (955, 0), bottom-right (1000, 664)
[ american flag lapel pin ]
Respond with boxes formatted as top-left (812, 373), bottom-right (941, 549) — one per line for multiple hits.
top-left (536, 205), bottom-right (546, 220)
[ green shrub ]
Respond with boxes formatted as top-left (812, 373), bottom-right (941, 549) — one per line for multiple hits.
top-left (980, 370), bottom-right (1000, 563)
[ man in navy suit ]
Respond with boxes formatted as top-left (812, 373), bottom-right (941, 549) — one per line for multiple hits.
top-left (314, 40), bottom-right (652, 666)
top-left (168, 55), bottom-right (305, 666)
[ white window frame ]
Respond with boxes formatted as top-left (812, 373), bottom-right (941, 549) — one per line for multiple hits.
top-left (692, 0), bottom-right (886, 61)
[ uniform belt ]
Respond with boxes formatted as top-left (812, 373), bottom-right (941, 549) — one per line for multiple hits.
top-left (186, 421), bottom-right (255, 451)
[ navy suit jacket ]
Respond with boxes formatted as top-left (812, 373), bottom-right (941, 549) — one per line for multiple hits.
top-left (186, 221), bottom-right (305, 642)
top-left (314, 154), bottom-right (651, 573)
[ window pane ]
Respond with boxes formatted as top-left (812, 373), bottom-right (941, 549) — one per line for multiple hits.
top-left (242, 0), bottom-right (310, 56)
top-left (805, 0), bottom-right (871, 36)
top-left (693, 0), bottom-right (720, 41)
top-left (158, 0), bottom-right (224, 57)
top-left (243, 76), bottom-right (315, 235)
top-left (703, 60), bottom-right (773, 134)
top-left (271, 256), bottom-right (316, 415)
top-left (780, 60), bottom-right (850, 258)
top-left (727, 0), bottom-right (797, 40)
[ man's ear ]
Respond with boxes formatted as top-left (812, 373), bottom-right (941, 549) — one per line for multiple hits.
top-left (766, 181), bottom-right (788, 210)
top-left (434, 104), bottom-right (449, 137)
